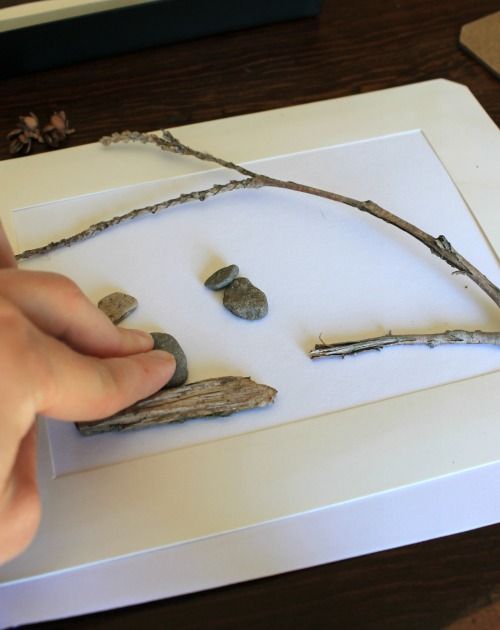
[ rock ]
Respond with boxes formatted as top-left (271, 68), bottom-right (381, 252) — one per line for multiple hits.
top-left (98, 292), bottom-right (138, 324)
top-left (204, 264), bottom-right (239, 290)
top-left (223, 277), bottom-right (268, 320)
top-left (150, 332), bottom-right (188, 387)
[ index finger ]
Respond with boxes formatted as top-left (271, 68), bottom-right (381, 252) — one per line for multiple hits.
top-left (0, 269), bottom-right (153, 358)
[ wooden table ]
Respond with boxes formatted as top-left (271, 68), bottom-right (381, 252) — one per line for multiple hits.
top-left (2, 0), bottom-right (499, 627)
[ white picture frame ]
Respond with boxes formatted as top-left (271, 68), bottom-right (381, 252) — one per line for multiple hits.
top-left (1, 79), bottom-right (499, 627)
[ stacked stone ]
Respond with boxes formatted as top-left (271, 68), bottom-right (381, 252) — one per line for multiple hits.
top-left (204, 264), bottom-right (268, 321)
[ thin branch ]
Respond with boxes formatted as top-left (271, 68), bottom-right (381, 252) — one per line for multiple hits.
top-left (15, 177), bottom-right (263, 261)
top-left (101, 130), bottom-right (257, 178)
top-left (75, 376), bottom-right (277, 435)
top-left (310, 329), bottom-right (500, 358)
top-left (16, 130), bottom-right (500, 309)
top-left (263, 179), bottom-right (500, 308)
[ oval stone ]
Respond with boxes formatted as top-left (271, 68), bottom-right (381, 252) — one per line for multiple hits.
top-left (98, 292), bottom-right (138, 324)
top-left (204, 264), bottom-right (239, 290)
top-left (223, 277), bottom-right (268, 320)
top-left (150, 332), bottom-right (188, 387)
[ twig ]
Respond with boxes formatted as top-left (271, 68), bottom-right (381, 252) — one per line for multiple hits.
top-left (75, 376), bottom-right (277, 435)
top-left (17, 130), bottom-right (500, 308)
top-left (15, 177), bottom-right (263, 261)
top-left (310, 329), bottom-right (500, 358)
top-left (100, 130), bottom-right (257, 179)
top-left (265, 181), bottom-right (500, 308)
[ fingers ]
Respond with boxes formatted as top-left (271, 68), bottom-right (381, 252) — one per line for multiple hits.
top-left (0, 295), bottom-right (175, 422)
top-left (0, 292), bottom-right (175, 565)
top-left (0, 426), bottom-right (40, 565)
top-left (0, 237), bottom-right (178, 564)
top-left (0, 222), bottom-right (17, 269)
top-left (37, 333), bottom-right (176, 420)
top-left (0, 336), bottom-right (39, 565)
top-left (0, 269), bottom-right (153, 357)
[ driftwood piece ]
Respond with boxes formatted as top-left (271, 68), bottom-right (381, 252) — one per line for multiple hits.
top-left (76, 376), bottom-right (277, 436)
top-left (310, 329), bottom-right (500, 359)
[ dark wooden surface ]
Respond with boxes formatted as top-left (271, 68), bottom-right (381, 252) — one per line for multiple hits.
top-left (2, 0), bottom-right (499, 627)
top-left (0, 1), bottom-right (42, 8)
top-left (1, 0), bottom-right (499, 159)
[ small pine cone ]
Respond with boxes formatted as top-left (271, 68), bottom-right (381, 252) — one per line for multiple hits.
top-left (8, 133), bottom-right (32, 155)
top-left (6, 112), bottom-right (43, 155)
top-left (42, 110), bottom-right (75, 147)
top-left (43, 128), bottom-right (63, 148)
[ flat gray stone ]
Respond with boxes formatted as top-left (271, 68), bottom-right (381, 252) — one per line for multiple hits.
top-left (98, 292), bottom-right (138, 324)
top-left (204, 264), bottom-right (239, 290)
top-left (223, 277), bottom-right (268, 320)
top-left (150, 332), bottom-right (188, 387)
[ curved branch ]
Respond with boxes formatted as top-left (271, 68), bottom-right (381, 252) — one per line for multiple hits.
top-left (101, 131), bottom-right (500, 308)
top-left (261, 179), bottom-right (500, 307)
top-left (15, 177), bottom-right (263, 261)
top-left (16, 130), bottom-right (500, 309)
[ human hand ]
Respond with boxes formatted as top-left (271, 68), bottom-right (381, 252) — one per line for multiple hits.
top-left (0, 224), bottom-right (175, 565)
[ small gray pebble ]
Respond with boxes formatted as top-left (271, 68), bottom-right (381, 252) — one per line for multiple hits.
top-left (204, 264), bottom-right (239, 290)
top-left (98, 292), bottom-right (138, 324)
top-left (150, 332), bottom-right (188, 387)
top-left (223, 277), bottom-right (268, 320)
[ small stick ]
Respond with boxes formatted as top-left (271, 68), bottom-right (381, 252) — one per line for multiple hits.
top-left (15, 177), bottom-right (262, 261)
top-left (75, 376), bottom-right (277, 435)
top-left (310, 329), bottom-right (500, 358)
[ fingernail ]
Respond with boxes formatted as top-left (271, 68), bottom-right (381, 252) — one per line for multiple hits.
top-left (121, 329), bottom-right (154, 351)
top-left (149, 349), bottom-right (176, 365)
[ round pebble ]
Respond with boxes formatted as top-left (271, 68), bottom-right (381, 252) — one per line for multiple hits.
top-left (150, 332), bottom-right (188, 387)
top-left (204, 264), bottom-right (239, 290)
top-left (98, 292), bottom-right (138, 324)
top-left (222, 277), bottom-right (268, 320)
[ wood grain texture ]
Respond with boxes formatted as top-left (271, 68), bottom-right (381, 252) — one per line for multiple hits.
top-left (24, 524), bottom-right (500, 629)
top-left (3, 0), bottom-right (500, 627)
top-left (0, 0), bottom-right (42, 7)
top-left (75, 376), bottom-right (277, 435)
